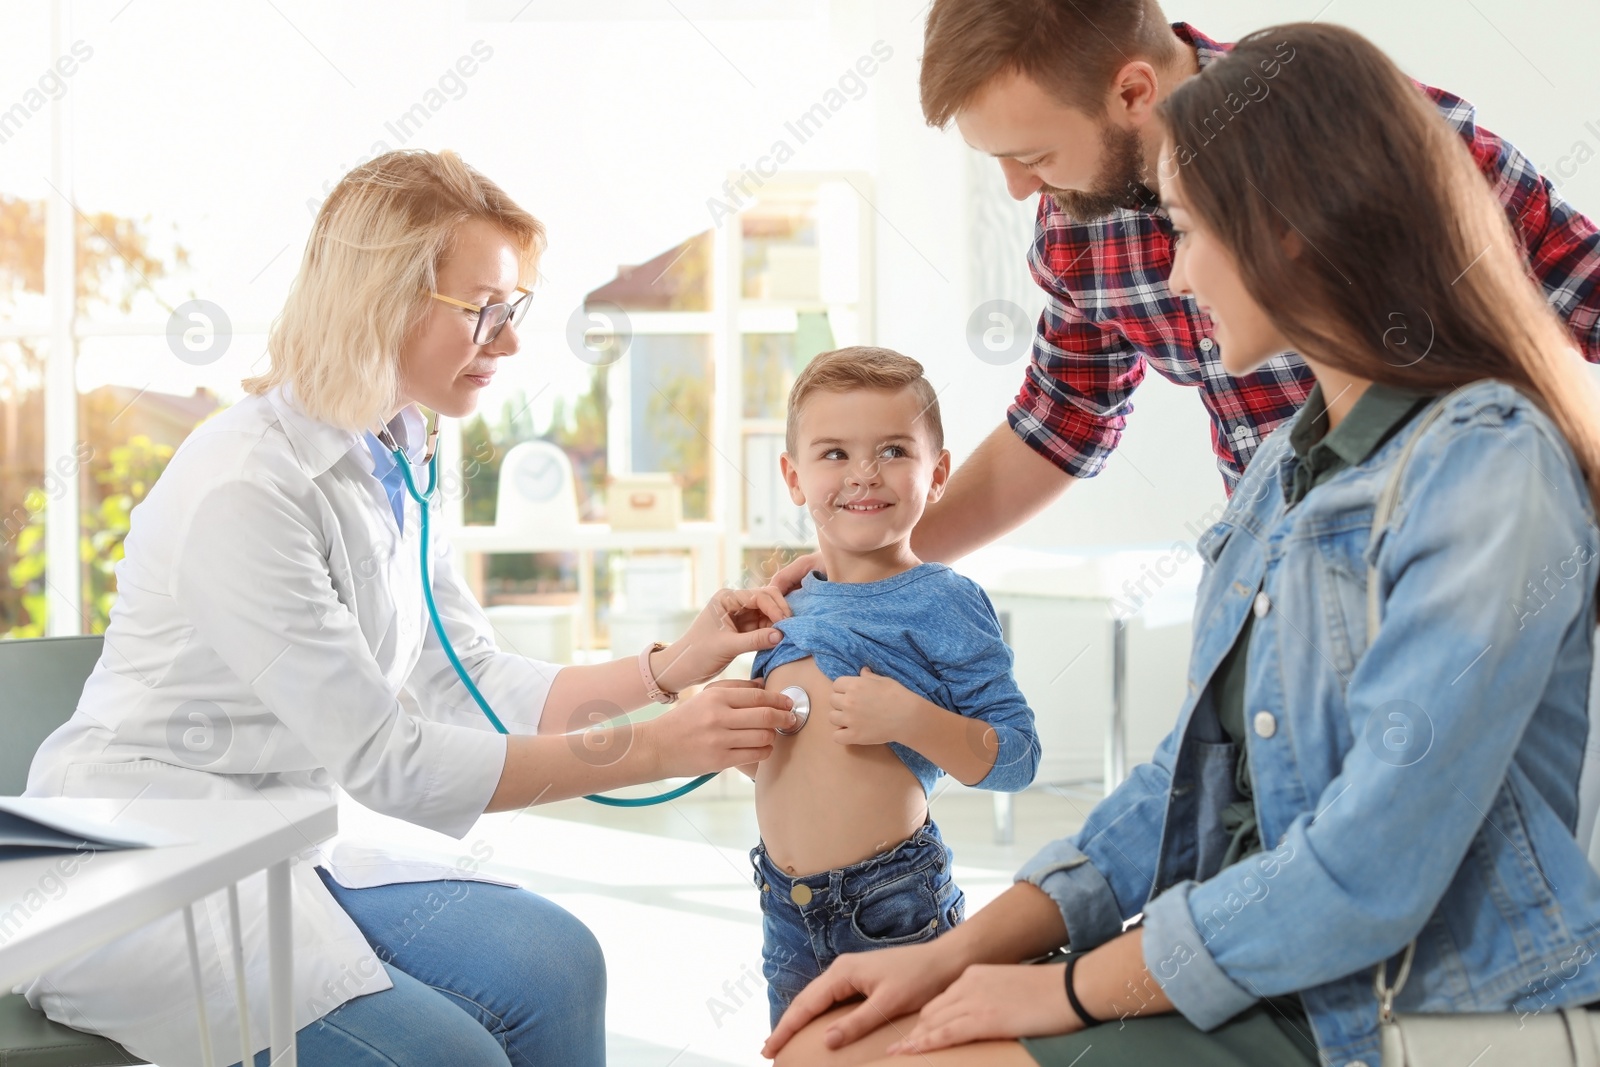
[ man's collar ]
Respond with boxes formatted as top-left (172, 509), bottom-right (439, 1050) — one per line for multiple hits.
top-left (1138, 25), bottom-right (1229, 223)
top-left (1171, 23), bottom-right (1231, 69)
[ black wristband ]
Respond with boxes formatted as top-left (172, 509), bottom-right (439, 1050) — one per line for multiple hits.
top-left (1063, 952), bottom-right (1104, 1028)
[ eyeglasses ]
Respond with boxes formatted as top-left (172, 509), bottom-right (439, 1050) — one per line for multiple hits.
top-left (430, 286), bottom-right (534, 345)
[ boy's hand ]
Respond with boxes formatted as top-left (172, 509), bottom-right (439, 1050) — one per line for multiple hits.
top-left (828, 666), bottom-right (923, 747)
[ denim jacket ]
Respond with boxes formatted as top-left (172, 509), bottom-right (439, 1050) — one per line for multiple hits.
top-left (1015, 380), bottom-right (1600, 1066)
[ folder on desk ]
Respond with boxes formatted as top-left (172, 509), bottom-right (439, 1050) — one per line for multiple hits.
top-left (0, 797), bottom-right (186, 856)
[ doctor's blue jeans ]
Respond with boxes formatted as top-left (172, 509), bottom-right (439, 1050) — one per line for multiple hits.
top-left (227, 867), bottom-right (605, 1067)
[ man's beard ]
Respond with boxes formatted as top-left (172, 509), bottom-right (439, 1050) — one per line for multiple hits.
top-left (1045, 122), bottom-right (1157, 221)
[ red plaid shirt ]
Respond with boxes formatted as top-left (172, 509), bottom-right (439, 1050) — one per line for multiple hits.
top-left (1009, 23), bottom-right (1600, 492)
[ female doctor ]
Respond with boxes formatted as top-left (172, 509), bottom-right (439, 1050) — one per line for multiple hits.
top-left (19, 148), bottom-right (798, 1067)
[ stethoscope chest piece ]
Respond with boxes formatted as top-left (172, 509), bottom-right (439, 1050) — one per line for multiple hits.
top-left (776, 685), bottom-right (810, 735)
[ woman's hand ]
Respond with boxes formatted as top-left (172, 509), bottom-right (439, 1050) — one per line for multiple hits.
top-left (645, 679), bottom-right (797, 779)
top-left (654, 586), bottom-right (792, 692)
top-left (884, 933), bottom-right (1173, 1054)
top-left (761, 938), bottom-right (967, 1058)
top-left (883, 962), bottom-right (1078, 1055)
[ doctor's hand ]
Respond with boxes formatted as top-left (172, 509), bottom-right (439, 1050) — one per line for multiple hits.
top-left (653, 587), bottom-right (792, 693)
top-left (770, 551), bottom-right (822, 596)
top-left (647, 680), bottom-right (798, 779)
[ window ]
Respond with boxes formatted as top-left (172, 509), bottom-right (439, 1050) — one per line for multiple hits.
top-left (730, 178), bottom-right (872, 586)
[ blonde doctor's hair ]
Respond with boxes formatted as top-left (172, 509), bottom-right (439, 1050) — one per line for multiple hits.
top-left (244, 149), bottom-right (546, 431)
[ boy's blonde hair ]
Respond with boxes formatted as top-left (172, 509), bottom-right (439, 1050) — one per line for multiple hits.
top-left (244, 149), bottom-right (546, 431)
top-left (785, 346), bottom-right (944, 455)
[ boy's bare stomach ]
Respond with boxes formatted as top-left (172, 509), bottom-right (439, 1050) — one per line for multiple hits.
top-left (754, 656), bottom-right (927, 878)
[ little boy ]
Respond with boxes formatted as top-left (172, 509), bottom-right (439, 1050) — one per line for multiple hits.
top-left (743, 345), bottom-right (1041, 1029)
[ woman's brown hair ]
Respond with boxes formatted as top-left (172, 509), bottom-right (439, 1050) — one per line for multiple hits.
top-left (1157, 22), bottom-right (1600, 511)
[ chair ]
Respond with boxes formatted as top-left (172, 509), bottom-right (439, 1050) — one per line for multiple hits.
top-left (0, 636), bottom-right (144, 1066)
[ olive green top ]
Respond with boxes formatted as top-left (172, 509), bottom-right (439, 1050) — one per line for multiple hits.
top-left (1212, 381), bottom-right (1434, 868)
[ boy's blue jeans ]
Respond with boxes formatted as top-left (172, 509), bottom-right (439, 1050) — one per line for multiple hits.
top-left (750, 816), bottom-right (967, 1029)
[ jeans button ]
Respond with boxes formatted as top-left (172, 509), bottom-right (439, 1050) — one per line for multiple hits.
top-left (790, 884), bottom-right (813, 905)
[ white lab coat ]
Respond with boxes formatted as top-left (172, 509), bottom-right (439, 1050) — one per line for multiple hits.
top-left (17, 386), bottom-right (562, 1067)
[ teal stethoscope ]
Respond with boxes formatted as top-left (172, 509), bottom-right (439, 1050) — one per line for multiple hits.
top-left (376, 421), bottom-right (813, 807)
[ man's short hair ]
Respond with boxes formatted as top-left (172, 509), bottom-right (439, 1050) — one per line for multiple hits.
top-left (920, 0), bottom-right (1177, 126)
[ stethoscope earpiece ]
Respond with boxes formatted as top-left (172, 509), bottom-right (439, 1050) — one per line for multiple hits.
top-left (777, 685), bottom-right (810, 735)
top-left (376, 416), bottom-right (440, 466)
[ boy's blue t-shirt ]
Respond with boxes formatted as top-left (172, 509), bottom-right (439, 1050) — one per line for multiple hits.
top-left (751, 562), bottom-right (1040, 795)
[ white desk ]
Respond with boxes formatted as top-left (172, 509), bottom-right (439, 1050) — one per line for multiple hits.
top-left (0, 797), bottom-right (339, 1067)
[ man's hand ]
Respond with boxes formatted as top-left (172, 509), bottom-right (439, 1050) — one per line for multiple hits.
top-left (828, 666), bottom-right (922, 747)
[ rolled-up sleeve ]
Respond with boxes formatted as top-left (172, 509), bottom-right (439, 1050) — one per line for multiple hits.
top-left (1015, 837), bottom-right (1126, 952)
top-left (1141, 401), bottom-right (1597, 1030)
top-left (171, 475), bottom-right (506, 839)
top-left (1007, 203), bottom-right (1147, 480)
top-left (1014, 724), bottom-right (1179, 951)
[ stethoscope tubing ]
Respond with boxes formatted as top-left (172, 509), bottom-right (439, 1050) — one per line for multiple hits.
top-left (386, 437), bottom-right (715, 806)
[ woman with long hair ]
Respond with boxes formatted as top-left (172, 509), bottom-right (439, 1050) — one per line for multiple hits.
top-left (761, 22), bottom-right (1600, 1067)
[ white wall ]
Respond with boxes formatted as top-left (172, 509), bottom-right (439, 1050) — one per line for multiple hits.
top-left (9, 0), bottom-right (1595, 556)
